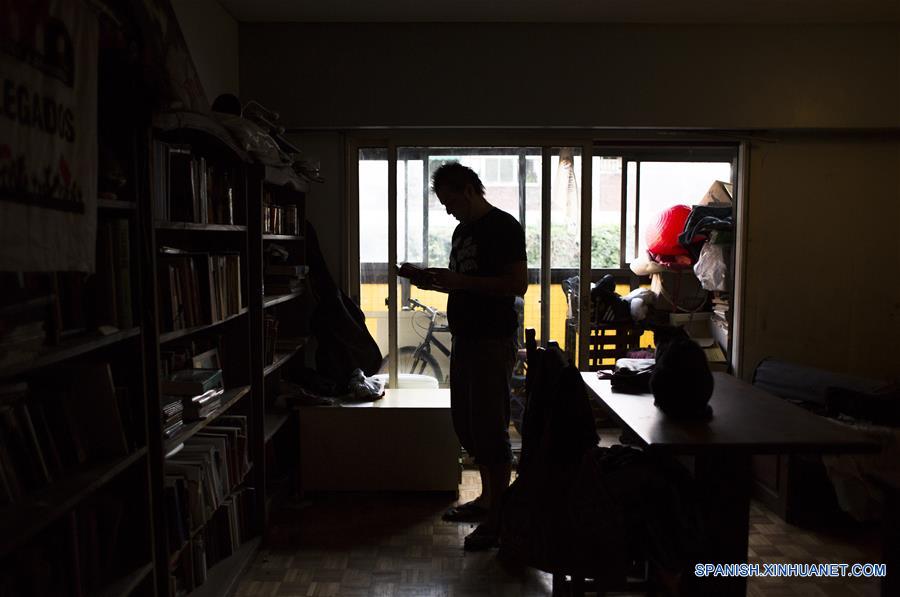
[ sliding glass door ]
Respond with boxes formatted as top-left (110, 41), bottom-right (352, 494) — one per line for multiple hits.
top-left (351, 138), bottom-right (740, 385)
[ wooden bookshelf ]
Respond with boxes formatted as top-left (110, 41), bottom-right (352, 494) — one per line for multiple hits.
top-left (250, 166), bottom-right (311, 532)
top-left (145, 112), bottom-right (262, 596)
top-left (0, 20), bottom-right (155, 594)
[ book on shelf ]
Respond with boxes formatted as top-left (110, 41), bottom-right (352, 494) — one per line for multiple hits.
top-left (164, 418), bottom-right (253, 572)
top-left (262, 200), bottom-right (299, 235)
top-left (161, 368), bottom-right (223, 396)
top-left (152, 141), bottom-right (237, 225)
top-left (157, 250), bottom-right (243, 332)
top-left (85, 219), bottom-right (133, 331)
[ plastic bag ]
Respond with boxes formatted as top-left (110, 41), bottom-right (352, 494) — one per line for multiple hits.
top-left (693, 243), bottom-right (727, 291)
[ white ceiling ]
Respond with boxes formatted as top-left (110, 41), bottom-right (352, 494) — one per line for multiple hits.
top-left (219, 0), bottom-right (900, 24)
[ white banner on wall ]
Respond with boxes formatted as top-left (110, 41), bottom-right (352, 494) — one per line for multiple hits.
top-left (0, 0), bottom-right (98, 272)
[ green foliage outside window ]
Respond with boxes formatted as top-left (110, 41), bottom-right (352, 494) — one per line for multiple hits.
top-left (426, 223), bottom-right (621, 270)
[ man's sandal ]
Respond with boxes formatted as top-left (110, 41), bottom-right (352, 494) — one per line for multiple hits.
top-left (441, 501), bottom-right (488, 522)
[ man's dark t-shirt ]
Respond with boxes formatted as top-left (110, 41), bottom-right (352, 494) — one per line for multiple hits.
top-left (447, 208), bottom-right (526, 338)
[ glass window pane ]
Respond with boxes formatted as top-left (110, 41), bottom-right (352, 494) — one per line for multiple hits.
top-left (358, 148), bottom-right (388, 360)
top-left (592, 156), bottom-right (622, 269)
top-left (625, 161), bottom-right (638, 263)
top-left (550, 147), bottom-right (582, 352)
top-left (636, 162), bottom-right (732, 258)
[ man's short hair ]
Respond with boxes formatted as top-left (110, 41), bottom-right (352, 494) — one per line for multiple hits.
top-left (431, 162), bottom-right (485, 196)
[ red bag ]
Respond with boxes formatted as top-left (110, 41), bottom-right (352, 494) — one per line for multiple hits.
top-left (646, 205), bottom-right (691, 256)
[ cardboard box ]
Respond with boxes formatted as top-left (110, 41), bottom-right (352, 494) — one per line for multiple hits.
top-left (651, 270), bottom-right (707, 311)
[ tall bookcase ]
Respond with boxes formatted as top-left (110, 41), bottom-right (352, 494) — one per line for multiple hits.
top-left (143, 112), bottom-right (257, 597)
top-left (0, 29), bottom-right (157, 597)
top-left (249, 167), bottom-right (309, 531)
top-left (143, 114), bottom-right (310, 597)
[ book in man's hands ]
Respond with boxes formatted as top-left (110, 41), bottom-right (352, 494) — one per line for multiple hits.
top-left (396, 263), bottom-right (444, 289)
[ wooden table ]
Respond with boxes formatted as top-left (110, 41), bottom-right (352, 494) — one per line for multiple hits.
top-left (581, 371), bottom-right (879, 596)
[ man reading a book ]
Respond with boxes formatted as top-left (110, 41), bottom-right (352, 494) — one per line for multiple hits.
top-left (406, 162), bottom-right (526, 551)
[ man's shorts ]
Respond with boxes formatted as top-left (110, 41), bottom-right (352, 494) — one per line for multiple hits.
top-left (449, 335), bottom-right (517, 466)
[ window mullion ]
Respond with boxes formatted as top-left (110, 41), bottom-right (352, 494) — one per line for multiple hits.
top-left (540, 147), bottom-right (551, 347)
top-left (388, 143), bottom-right (398, 387)
top-left (619, 156), bottom-right (627, 269)
top-left (634, 161), bottom-right (641, 260)
top-left (578, 142), bottom-right (593, 369)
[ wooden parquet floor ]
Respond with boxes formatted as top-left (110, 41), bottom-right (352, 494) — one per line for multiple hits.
top-left (236, 469), bottom-right (883, 597)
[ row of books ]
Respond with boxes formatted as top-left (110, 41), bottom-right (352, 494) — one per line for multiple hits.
top-left (262, 202), bottom-right (299, 236)
top-left (164, 415), bottom-right (251, 550)
top-left (264, 263), bottom-right (307, 296)
top-left (169, 487), bottom-right (256, 596)
top-left (152, 141), bottom-right (236, 224)
top-left (0, 365), bottom-right (135, 504)
top-left (157, 249), bottom-right (243, 333)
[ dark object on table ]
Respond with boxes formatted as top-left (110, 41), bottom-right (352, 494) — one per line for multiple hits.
top-left (607, 358), bottom-right (655, 394)
top-left (650, 326), bottom-right (713, 420)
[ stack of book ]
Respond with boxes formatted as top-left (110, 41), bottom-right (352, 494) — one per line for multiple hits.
top-left (157, 249), bottom-right (243, 332)
top-left (264, 264), bottom-right (307, 296)
top-left (161, 396), bottom-right (184, 439)
top-left (152, 141), bottom-right (236, 224)
top-left (161, 368), bottom-right (224, 422)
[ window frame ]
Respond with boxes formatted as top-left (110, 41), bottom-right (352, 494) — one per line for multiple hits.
top-left (346, 132), bottom-right (746, 380)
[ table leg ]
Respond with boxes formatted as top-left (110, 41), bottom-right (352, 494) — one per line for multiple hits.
top-left (692, 453), bottom-right (752, 597)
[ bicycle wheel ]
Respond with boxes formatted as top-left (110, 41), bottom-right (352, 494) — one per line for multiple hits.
top-left (379, 347), bottom-right (443, 383)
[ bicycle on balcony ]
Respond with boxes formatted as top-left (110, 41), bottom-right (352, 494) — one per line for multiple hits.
top-left (378, 297), bottom-right (449, 383)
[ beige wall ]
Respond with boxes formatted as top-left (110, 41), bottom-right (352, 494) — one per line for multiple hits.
top-left (172, 0), bottom-right (240, 101)
top-left (240, 23), bottom-right (900, 380)
top-left (741, 135), bottom-right (900, 380)
top-left (240, 23), bottom-right (899, 129)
